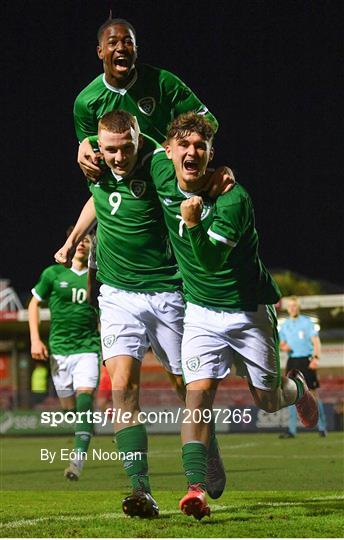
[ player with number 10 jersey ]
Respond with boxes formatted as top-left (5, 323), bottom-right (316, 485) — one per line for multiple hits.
top-left (29, 235), bottom-right (100, 481)
top-left (32, 265), bottom-right (99, 355)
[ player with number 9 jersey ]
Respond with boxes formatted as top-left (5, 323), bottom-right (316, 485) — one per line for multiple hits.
top-left (88, 136), bottom-right (180, 293)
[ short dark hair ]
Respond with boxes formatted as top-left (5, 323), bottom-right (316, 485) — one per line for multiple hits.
top-left (97, 18), bottom-right (136, 44)
top-left (166, 112), bottom-right (215, 143)
top-left (98, 110), bottom-right (138, 134)
top-left (65, 225), bottom-right (94, 240)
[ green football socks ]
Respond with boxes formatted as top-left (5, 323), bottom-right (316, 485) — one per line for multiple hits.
top-left (116, 424), bottom-right (151, 493)
top-left (182, 441), bottom-right (207, 490)
top-left (74, 392), bottom-right (93, 459)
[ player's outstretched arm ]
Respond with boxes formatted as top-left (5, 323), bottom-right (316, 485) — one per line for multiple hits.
top-left (78, 138), bottom-right (102, 180)
top-left (28, 297), bottom-right (49, 360)
top-left (180, 197), bottom-right (232, 273)
top-left (203, 167), bottom-right (236, 198)
top-left (55, 197), bottom-right (97, 267)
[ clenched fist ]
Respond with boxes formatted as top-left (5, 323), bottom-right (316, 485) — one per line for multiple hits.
top-left (54, 243), bottom-right (75, 268)
top-left (180, 196), bottom-right (203, 228)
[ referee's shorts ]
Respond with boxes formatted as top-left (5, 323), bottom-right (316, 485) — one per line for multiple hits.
top-left (286, 356), bottom-right (320, 389)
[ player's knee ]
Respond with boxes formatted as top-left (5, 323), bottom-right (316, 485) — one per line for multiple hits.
top-left (185, 387), bottom-right (214, 411)
top-left (108, 368), bottom-right (139, 392)
top-left (76, 387), bottom-right (94, 396)
top-left (111, 385), bottom-right (139, 412)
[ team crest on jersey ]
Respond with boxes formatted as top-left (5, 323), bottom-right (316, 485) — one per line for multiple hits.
top-left (137, 97), bottom-right (156, 116)
top-left (200, 201), bottom-right (212, 220)
top-left (186, 357), bottom-right (201, 372)
top-left (103, 335), bottom-right (116, 348)
top-left (59, 281), bottom-right (69, 288)
top-left (130, 180), bottom-right (147, 198)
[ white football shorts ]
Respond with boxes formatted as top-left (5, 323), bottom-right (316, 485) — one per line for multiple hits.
top-left (98, 284), bottom-right (184, 375)
top-left (50, 352), bottom-right (100, 398)
top-left (182, 303), bottom-right (280, 390)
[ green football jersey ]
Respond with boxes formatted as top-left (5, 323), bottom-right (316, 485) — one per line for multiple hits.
top-left (74, 64), bottom-right (218, 143)
top-left (32, 266), bottom-right (100, 355)
top-left (89, 136), bottom-right (180, 292)
top-left (151, 152), bottom-right (281, 311)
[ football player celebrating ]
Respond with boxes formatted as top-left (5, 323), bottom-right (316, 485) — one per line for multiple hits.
top-left (150, 112), bottom-right (319, 520)
top-left (74, 17), bottom-right (219, 180)
top-left (55, 111), bottom-right (228, 518)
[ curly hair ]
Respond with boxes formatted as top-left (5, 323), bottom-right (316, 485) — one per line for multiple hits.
top-left (166, 112), bottom-right (215, 142)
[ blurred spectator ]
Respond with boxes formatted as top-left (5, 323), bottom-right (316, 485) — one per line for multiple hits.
top-left (31, 361), bottom-right (48, 406)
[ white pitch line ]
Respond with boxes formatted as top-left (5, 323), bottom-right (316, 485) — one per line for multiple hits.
top-left (219, 454), bottom-right (344, 459)
top-left (0, 513), bottom-right (122, 530)
top-left (215, 442), bottom-right (259, 450)
top-left (149, 442), bottom-right (258, 456)
top-left (309, 495), bottom-right (344, 501)
top-left (256, 495), bottom-right (344, 507)
top-left (2, 497), bottom-right (343, 530)
top-left (0, 505), bottom-right (229, 530)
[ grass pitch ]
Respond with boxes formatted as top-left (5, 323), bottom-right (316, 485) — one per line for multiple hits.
top-left (1, 432), bottom-right (343, 537)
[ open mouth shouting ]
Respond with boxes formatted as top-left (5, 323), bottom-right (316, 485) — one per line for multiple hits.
top-left (183, 159), bottom-right (200, 176)
top-left (113, 55), bottom-right (131, 73)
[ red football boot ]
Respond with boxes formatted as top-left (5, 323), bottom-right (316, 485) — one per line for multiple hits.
top-left (179, 483), bottom-right (210, 521)
top-left (288, 369), bottom-right (319, 428)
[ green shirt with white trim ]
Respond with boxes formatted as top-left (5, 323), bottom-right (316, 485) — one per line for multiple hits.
top-left (151, 152), bottom-right (280, 311)
top-left (88, 136), bottom-right (180, 292)
top-left (74, 64), bottom-right (218, 143)
top-left (32, 265), bottom-right (100, 355)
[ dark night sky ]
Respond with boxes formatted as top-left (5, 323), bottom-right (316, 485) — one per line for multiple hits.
top-left (2, 0), bottom-right (343, 299)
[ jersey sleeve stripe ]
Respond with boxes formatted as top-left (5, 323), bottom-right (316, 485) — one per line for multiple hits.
top-left (153, 148), bottom-right (166, 155)
top-left (141, 147), bottom-right (164, 165)
top-left (208, 229), bottom-right (237, 247)
top-left (196, 106), bottom-right (209, 115)
top-left (31, 288), bottom-right (43, 301)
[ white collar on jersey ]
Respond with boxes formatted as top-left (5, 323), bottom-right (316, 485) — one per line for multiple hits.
top-left (70, 267), bottom-right (88, 276)
top-left (102, 68), bottom-right (138, 95)
top-left (111, 169), bottom-right (125, 182)
top-left (177, 183), bottom-right (202, 199)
